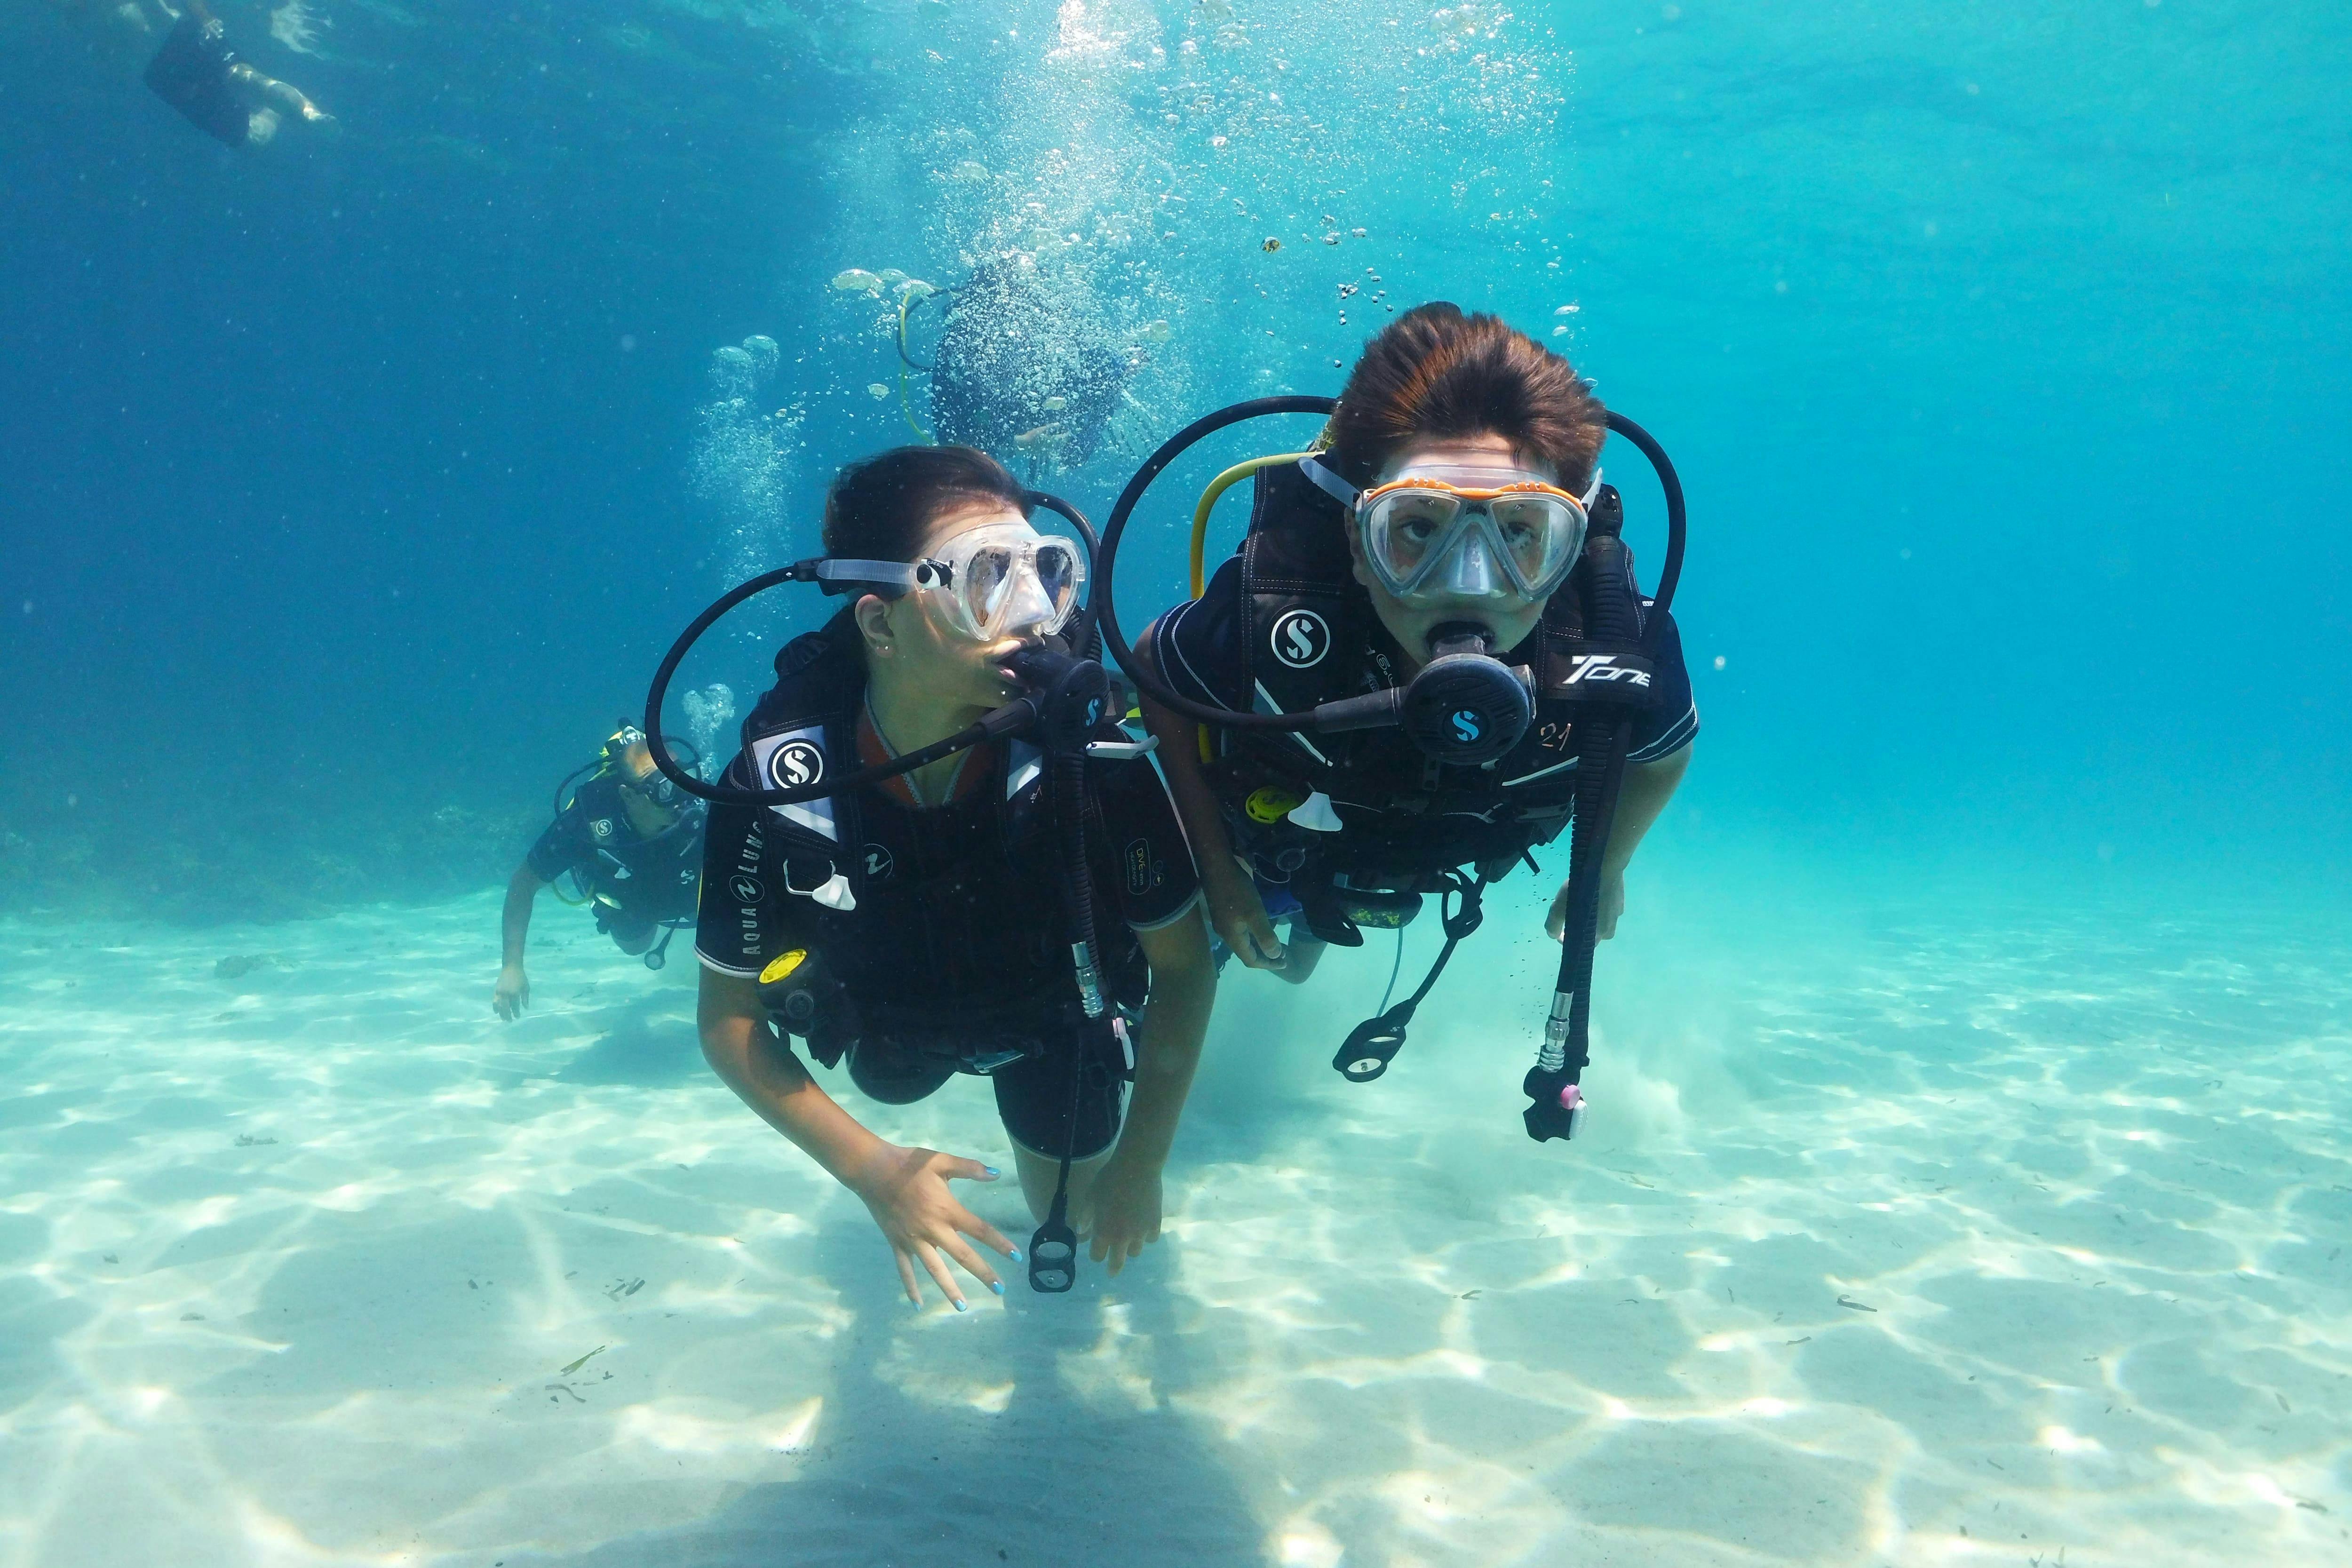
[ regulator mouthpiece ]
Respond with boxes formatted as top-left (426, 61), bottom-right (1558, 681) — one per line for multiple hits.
top-left (1397, 622), bottom-right (1534, 766)
top-left (999, 640), bottom-right (1112, 753)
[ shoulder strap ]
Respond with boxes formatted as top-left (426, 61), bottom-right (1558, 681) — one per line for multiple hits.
top-left (742, 610), bottom-right (866, 857)
top-left (1234, 462), bottom-right (1362, 765)
top-left (1534, 484), bottom-right (1656, 705)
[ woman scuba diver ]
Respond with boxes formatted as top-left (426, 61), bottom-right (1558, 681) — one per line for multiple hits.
top-left (1117, 303), bottom-right (1694, 1128)
top-left (686, 446), bottom-right (1217, 1309)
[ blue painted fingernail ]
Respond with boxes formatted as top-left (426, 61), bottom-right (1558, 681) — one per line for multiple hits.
top-left (983, 1166), bottom-right (1000, 1178)
top-left (954, 1298), bottom-right (969, 1313)
top-left (1009, 1247), bottom-right (1024, 1263)
top-left (990, 1280), bottom-right (1004, 1296)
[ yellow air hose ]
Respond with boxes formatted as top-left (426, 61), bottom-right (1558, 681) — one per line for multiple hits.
top-left (1190, 452), bottom-right (1310, 597)
top-left (1185, 451), bottom-right (1312, 760)
top-left (898, 292), bottom-right (937, 442)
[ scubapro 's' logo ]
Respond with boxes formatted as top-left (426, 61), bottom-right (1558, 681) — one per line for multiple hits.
top-left (862, 843), bottom-right (895, 882)
top-left (1269, 609), bottom-right (1330, 669)
top-left (768, 740), bottom-right (826, 788)
top-left (728, 873), bottom-right (765, 904)
top-left (1450, 709), bottom-right (1483, 745)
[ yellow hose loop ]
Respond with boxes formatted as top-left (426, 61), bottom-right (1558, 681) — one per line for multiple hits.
top-left (898, 293), bottom-right (936, 442)
top-left (1190, 452), bottom-right (1311, 597)
top-left (1184, 451), bottom-right (1312, 761)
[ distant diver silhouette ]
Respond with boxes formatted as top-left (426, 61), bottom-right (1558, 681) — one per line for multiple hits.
top-left (144, 0), bottom-right (333, 149)
top-left (900, 261), bottom-right (1137, 477)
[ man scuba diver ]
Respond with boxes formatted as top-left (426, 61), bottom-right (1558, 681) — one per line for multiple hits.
top-left (493, 726), bottom-right (706, 1019)
top-left (1107, 303), bottom-right (1694, 1131)
top-left (673, 446), bottom-right (1216, 1308)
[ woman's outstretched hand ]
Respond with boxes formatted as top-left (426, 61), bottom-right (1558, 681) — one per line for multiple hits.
top-left (845, 1144), bottom-right (1020, 1309)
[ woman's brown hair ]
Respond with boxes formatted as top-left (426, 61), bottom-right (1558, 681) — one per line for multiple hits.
top-left (822, 445), bottom-right (1029, 563)
top-left (1324, 302), bottom-right (1607, 492)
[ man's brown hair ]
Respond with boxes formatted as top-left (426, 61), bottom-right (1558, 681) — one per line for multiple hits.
top-left (1325, 302), bottom-right (1607, 492)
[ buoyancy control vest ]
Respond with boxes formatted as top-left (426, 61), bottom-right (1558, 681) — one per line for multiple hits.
top-left (1090, 392), bottom-right (1685, 1139)
top-left (645, 485), bottom-right (1141, 1291)
top-left (1205, 459), bottom-right (1657, 933)
top-left (731, 613), bottom-right (1148, 1069)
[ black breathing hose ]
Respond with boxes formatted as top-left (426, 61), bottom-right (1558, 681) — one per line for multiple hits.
top-left (640, 492), bottom-right (1104, 809)
top-left (1548, 529), bottom-right (1644, 1082)
top-left (1094, 395), bottom-right (1340, 730)
top-left (1053, 755), bottom-right (1103, 971)
top-left (1092, 400), bottom-right (1683, 727)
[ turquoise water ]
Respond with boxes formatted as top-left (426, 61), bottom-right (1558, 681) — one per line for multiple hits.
top-left (3, 2), bottom-right (2348, 1564)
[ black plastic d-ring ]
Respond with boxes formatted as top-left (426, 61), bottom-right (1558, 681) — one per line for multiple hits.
top-left (1028, 1223), bottom-right (1077, 1293)
top-left (1333, 1013), bottom-right (1408, 1082)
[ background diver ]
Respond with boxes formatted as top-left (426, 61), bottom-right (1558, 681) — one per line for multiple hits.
top-left (140, 0), bottom-right (333, 149)
top-left (493, 725), bottom-right (705, 1021)
top-left (1139, 303), bottom-right (1697, 988)
top-left (691, 446), bottom-right (1217, 1308)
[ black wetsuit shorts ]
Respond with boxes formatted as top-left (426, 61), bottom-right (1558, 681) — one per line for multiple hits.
top-left (846, 1025), bottom-right (1127, 1163)
top-left (144, 14), bottom-right (250, 148)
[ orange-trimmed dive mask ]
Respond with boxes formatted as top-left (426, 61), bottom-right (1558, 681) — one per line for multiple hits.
top-left (1300, 456), bottom-right (1601, 605)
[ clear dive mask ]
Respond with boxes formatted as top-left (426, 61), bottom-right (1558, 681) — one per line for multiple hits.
top-left (1302, 457), bottom-right (1601, 606)
top-left (602, 724), bottom-right (683, 808)
top-left (817, 520), bottom-right (1086, 643)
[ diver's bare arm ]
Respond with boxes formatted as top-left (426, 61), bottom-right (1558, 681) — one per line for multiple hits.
top-left (1545, 745), bottom-right (1692, 940)
top-left (1134, 624), bottom-right (1295, 971)
top-left (697, 970), bottom-right (889, 1181)
top-left (1601, 747), bottom-right (1690, 881)
top-left (1134, 631), bottom-right (1239, 891)
top-left (1111, 911), bottom-right (1218, 1171)
top-left (499, 865), bottom-right (543, 969)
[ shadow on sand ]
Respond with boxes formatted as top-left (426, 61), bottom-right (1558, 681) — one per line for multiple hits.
top-left (551, 995), bottom-right (704, 1088)
top-left (519, 1211), bottom-right (1266, 1568)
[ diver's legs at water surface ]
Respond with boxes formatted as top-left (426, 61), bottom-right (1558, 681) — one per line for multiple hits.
top-left (229, 61), bottom-right (333, 126)
top-left (1011, 1143), bottom-right (1111, 1227)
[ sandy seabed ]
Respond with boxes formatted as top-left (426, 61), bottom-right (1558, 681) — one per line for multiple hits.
top-left (1, 872), bottom-right (2346, 1568)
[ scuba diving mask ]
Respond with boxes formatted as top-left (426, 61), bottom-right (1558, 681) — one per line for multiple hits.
top-left (602, 724), bottom-right (683, 809)
top-left (818, 521), bottom-right (1085, 643)
top-left (1301, 456), bottom-right (1601, 606)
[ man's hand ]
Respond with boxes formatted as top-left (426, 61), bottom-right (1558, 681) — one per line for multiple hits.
top-left (493, 963), bottom-right (530, 1020)
top-left (1080, 1151), bottom-right (1165, 1276)
top-left (1545, 869), bottom-right (1628, 943)
top-left (846, 1144), bottom-right (1020, 1309)
top-left (1205, 870), bottom-right (1287, 971)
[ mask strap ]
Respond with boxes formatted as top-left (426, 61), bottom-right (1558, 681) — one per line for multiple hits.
top-left (1579, 466), bottom-right (1604, 510)
top-left (811, 558), bottom-right (935, 597)
top-left (1297, 454), bottom-right (1360, 510)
